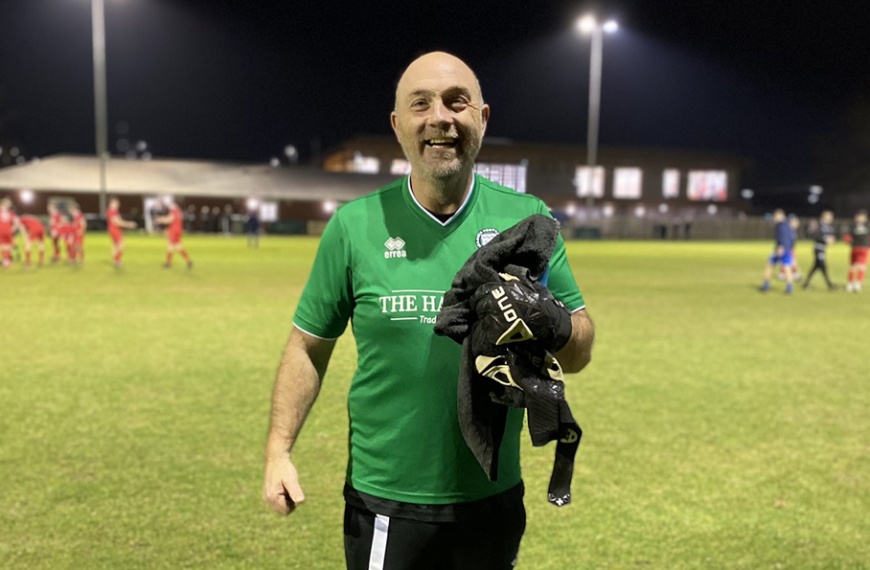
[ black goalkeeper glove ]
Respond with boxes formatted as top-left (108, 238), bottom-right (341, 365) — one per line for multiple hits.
top-left (471, 271), bottom-right (572, 352)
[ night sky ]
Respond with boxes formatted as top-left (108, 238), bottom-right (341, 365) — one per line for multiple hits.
top-left (1, 0), bottom-right (869, 192)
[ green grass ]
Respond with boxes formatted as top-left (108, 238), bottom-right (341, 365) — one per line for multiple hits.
top-left (1, 235), bottom-right (868, 569)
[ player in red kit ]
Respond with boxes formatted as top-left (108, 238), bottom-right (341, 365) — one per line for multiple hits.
top-left (154, 198), bottom-right (193, 269)
top-left (845, 209), bottom-right (869, 293)
top-left (106, 197), bottom-right (137, 268)
top-left (69, 203), bottom-right (87, 264)
top-left (48, 203), bottom-right (64, 262)
top-left (58, 214), bottom-right (76, 262)
top-left (0, 198), bottom-right (20, 269)
top-left (18, 215), bottom-right (46, 267)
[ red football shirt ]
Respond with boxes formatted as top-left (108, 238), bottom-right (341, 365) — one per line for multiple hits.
top-left (168, 205), bottom-right (183, 234)
top-left (20, 215), bottom-right (44, 235)
top-left (0, 208), bottom-right (18, 234)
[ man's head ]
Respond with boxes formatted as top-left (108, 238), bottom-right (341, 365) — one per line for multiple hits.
top-left (109, 198), bottom-right (119, 210)
top-left (69, 203), bottom-right (80, 214)
top-left (856, 209), bottom-right (868, 224)
top-left (821, 210), bottom-right (833, 224)
top-left (391, 52), bottom-right (489, 183)
top-left (772, 209), bottom-right (785, 223)
top-left (789, 216), bottom-right (800, 229)
top-left (0, 198), bottom-right (10, 209)
top-left (48, 203), bottom-right (57, 214)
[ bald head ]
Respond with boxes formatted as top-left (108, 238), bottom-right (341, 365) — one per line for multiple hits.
top-left (395, 52), bottom-right (483, 111)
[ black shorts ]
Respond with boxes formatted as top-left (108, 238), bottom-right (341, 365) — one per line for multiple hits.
top-left (343, 483), bottom-right (526, 570)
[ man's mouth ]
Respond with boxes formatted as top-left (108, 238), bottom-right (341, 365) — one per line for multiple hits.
top-left (424, 138), bottom-right (458, 148)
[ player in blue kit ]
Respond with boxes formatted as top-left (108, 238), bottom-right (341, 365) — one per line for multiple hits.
top-left (760, 209), bottom-right (795, 294)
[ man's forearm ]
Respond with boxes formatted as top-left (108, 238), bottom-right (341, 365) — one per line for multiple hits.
top-left (556, 309), bottom-right (594, 374)
top-left (265, 330), bottom-right (332, 457)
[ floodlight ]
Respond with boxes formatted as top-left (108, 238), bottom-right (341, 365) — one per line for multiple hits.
top-left (577, 16), bottom-right (596, 33)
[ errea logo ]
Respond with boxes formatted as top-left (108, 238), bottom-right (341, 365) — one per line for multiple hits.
top-left (384, 237), bottom-right (407, 259)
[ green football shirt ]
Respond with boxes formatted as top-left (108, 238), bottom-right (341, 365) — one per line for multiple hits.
top-left (293, 174), bottom-right (585, 504)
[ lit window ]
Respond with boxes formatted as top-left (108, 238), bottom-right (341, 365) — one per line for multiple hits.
top-left (613, 167), bottom-right (642, 199)
top-left (474, 162), bottom-right (527, 193)
top-left (663, 169), bottom-right (680, 198)
top-left (574, 166), bottom-right (605, 198)
top-left (259, 202), bottom-right (278, 222)
top-left (687, 170), bottom-right (728, 201)
top-left (350, 153), bottom-right (380, 174)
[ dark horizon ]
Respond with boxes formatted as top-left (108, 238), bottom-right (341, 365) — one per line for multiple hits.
top-left (1, 0), bottom-right (868, 200)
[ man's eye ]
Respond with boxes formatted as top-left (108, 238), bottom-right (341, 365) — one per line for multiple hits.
top-left (451, 99), bottom-right (469, 110)
top-left (411, 100), bottom-right (429, 110)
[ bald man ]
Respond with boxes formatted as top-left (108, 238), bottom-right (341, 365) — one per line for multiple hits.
top-left (263, 52), bottom-right (594, 570)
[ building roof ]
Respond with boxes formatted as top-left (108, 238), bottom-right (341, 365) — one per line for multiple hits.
top-left (0, 154), bottom-right (397, 201)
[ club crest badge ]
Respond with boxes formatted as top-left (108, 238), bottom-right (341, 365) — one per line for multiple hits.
top-left (475, 228), bottom-right (499, 249)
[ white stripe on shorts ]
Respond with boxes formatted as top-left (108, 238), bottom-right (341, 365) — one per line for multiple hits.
top-left (368, 514), bottom-right (390, 570)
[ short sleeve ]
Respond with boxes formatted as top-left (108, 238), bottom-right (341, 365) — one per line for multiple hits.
top-left (537, 203), bottom-right (586, 312)
top-left (292, 213), bottom-right (354, 339)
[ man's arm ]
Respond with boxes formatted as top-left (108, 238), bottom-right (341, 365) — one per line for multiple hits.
top-left (556, 309), bottom-right (594, 374)
top-left (115, 216), bottom-right (137, 230)
top-left (263, 327), bottom-right (336, 515)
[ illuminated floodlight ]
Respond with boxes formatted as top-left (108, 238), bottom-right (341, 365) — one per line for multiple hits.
top-left (740, 188), bottom-right (754, 200)
top-left (809, 185), bottom-right (823, 195)
top-left (658, 203), bottom-right (669, 214)
top-left (15, 156), bottom-right (25, 165)
top-left (634, 205), bottom-right (645, 218)
top-left (707, 204), bottom-right (718, 215)
top-left (270, 157), bottom-right (280, 167)
top-left (21, 189), bottom-right (34, 204)
top-left (576, 15), bottom-right (596, 33)
top-left (602, 20), bottom-right (619, 33)
top-left (246, 198), bottom-right (259, 211)
top-left (284, 145), bottom-right (298, 158)
top-left (10, 147), bottom-right (20, 157)
top-left (323, 200), bottom-right (337, 214)
top-left (602, 204), bottom-right (615, 218)
top-left (808, 194), bottom-right (820, 204)
top-left (136, 140), bottom-right (148, 152)
top-left (565, 202), bottom-right (577, 216)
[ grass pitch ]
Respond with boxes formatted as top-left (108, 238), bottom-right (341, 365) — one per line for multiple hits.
top-left (1, 234), bottom-right (868, 569)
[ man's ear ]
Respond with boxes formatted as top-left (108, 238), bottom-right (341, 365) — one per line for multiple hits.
top-left (480, 104), bottom-right (490, 135)
top-left (390, 111), bottom-right (399, 135)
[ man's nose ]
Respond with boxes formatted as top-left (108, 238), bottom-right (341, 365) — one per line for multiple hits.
top-left (427, 99), bottom-right (453, 128)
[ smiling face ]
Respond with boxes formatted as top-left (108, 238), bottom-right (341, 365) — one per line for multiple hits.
top-left (391, 52), bottom-right (489, 183)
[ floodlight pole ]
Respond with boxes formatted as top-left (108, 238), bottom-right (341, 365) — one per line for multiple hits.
top-left (585, 25), bottom-right (603, 215)
top-left (92, 0), bottom-right (108, 215)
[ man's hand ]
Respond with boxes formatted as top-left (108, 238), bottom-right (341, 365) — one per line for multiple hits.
top-left (263, 453), bottom-right (305, 515)
top-left (472, 273), bottom-right (572, 352)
